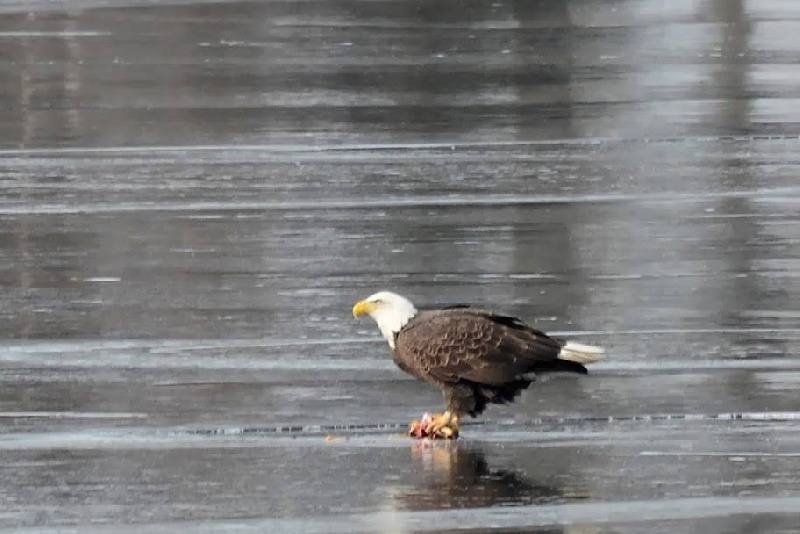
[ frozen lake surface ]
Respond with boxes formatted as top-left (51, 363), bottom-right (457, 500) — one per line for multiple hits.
top-left (1, 0), bottom-right (799, 532)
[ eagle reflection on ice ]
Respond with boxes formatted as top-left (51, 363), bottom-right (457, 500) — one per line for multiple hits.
top-left (390, 443), bottom-right (569, 512)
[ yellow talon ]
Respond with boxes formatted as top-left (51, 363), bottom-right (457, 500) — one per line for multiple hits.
top-left (438, 426), bottom-right (455, 439)
top-left (409, 411), bottom-right (459, 440)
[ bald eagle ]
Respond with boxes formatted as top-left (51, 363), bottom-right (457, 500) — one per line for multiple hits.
top-left (352, 291), bottom-right (604, 439)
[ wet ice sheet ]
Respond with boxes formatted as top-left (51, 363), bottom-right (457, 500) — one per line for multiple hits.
top-left (2, 0), bottom-right (800, 147)
top-left (3, 139), bottom-right (800, 211)
top-left (0, 419), bottom-right (799, 532)
top-left (2, 0), bottom-right (800, 532)
top-left (0, 325), bottom-right (799, 438)
top-left (1, 198), bottom-right (798, 340)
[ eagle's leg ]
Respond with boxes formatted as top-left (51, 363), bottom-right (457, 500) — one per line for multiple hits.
top-left (409, 384), bottom-right (473, 439)
top-left (427, 411), bottom-right (460, 439)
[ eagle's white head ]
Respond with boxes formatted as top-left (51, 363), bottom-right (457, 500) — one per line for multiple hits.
top-left (352, 291), bottom-right (418, 349)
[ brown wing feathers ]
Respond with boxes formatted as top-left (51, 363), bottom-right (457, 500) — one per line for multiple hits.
top-left (396, 307), bottom-right (586, 383)
top-left (393, 307), bottom-right (588, 416)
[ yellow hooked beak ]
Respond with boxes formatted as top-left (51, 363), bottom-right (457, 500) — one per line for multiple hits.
top-left (352, 299), bottom-right (377, 318)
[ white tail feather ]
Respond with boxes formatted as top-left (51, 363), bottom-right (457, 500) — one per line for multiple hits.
top-left (558, 341), bottom-right (605, 364)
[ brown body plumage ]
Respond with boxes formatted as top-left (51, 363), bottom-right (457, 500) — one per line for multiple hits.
top-left (393, 307), bottom-right (587, 417)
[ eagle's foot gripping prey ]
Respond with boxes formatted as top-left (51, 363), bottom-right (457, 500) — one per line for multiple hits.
top-left (409, 411), bottom-right (459, 440)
